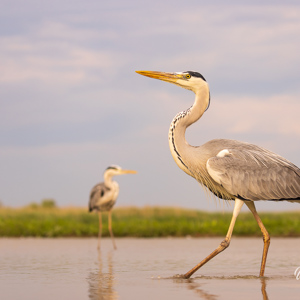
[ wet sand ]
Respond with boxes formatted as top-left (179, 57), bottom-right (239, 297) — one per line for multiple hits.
top-left (0, 237), bottom-right (299, 299)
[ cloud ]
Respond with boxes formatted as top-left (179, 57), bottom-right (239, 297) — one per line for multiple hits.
top-left (0, 22), bottom-right (127, 84)
top-left (139, 4), bottom-right (300, 89)
top-left (211, 94), bottom-right (300, 137)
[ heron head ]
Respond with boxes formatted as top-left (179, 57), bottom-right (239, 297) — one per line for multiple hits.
top-left (105, 165), bottom-right (137, 176)
top-left (135, 70), bottom-right (208, 94)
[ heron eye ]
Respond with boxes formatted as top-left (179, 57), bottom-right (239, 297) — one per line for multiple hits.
top-left (186, 74), bottom-right (191, 79)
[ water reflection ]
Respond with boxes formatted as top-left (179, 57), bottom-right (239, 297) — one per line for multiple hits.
top-left (87, 250), bottom-right (118, 300)
top-left (172, 277), bottom-right (218, 300)
top-left (1, 238), bottom-right (298, 300)
top-left (260, 278), bottom-right (269, 300)
top-left (172, 276), bottom-right (269, 300)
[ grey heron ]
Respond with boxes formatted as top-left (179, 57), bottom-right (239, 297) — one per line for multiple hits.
top-left (89, 165), bottom-right (137, 249)
top-left (136, 70), bottom-right (300, 278)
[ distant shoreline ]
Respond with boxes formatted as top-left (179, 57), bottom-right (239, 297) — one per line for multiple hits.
top-left (1, 206), bottom-right (300, 238)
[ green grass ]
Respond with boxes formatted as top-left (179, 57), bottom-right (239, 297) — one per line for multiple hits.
top-left (0, 206), bottom-right (300, 237)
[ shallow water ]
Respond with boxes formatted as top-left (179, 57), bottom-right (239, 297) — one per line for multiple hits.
top-left (0, 237), bottom-right (299, 299)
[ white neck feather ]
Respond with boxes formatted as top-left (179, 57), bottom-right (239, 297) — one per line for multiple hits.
top-left (168, 85), bottom-right (210, 176)
top-left (104, 173), bottom-right (118, 190)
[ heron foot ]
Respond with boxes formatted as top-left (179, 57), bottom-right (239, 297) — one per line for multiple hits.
top-left (172, 274), bottom-right (192, 279)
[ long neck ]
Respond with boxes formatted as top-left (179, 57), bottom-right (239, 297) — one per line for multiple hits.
top-left (104, 173), bottom-right (118, 190)
top-left (168, 85), bottom-right (210, 176)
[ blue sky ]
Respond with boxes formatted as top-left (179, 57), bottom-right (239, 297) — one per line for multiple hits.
top-left (0, 1), bottom-right (299, 212)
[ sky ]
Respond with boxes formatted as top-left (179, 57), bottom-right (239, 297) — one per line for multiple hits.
top-left (0, 0), bottom-right (299, 212)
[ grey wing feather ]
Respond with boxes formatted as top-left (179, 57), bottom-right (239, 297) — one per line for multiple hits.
top-left (207, 146), bottom-right (300, 202)
top-left (89, 183), bottom-right (111, 212)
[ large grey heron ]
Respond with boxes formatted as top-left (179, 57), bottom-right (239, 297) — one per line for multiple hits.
top-left (89, 165), bottom-right (137, 249)
top-left (136, 70), bottom-right (300, 278)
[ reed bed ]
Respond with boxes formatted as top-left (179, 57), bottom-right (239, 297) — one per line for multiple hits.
top-left (0, 206), bottom-right (300, 238)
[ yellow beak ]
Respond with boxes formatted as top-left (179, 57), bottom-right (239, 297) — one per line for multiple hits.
top-left (136, 70), bottom-right (183, 84)
top-left (120, 169), bottom-right (137, 175)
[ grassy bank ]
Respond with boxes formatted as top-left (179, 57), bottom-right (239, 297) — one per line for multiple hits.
top-left (0, 206), bottom-right (300, 238)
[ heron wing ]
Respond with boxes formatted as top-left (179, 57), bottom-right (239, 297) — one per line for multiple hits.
top-left (206, 148), bottom-right (300, 201)
top-left (89, 183), bottom-right (113, 211)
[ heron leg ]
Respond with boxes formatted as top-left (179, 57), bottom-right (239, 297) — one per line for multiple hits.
top-left (183, 198), bottom-right (244, 278)
top-left (108, 210), bottom-right (117, 250)
top-left (98, 212), bottom-right (102, 250)
top-left (245, 201), bottom-right (270, 277)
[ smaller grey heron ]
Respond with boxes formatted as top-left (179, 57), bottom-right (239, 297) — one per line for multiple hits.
top-left (89, 165), bottom-right (137, 249)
